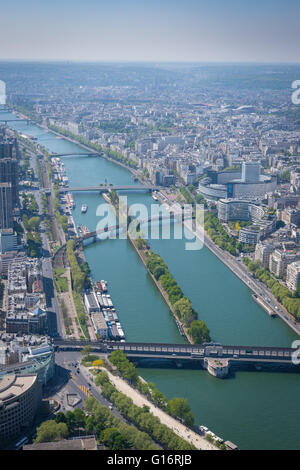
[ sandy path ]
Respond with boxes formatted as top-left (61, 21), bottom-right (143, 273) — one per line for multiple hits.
top-left (98, 368), bottom-right (218, 451)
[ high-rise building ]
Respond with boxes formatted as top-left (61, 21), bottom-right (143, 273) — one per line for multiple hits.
top-left (0, 182), bottom-right (13, 229)
top-left (0, 139), bottom-right (18, 160)
top-left (0, 228), bottom-right (18, 253)
top-left (0, 158), bottom-right (18, 206)
top-left (0, 373), bottom-right (42, 440)
top-left (0, 135), bottom-right (19, 223)
top-left (287, 261), bottom-right (300, 292)
top-left (255, 242), bottom-right (275, 268)
top-left (0, 80), bottom-right (6, 105)
top-left (241, 161), bottom-right (261, 183)
top-left (269, 250), bottom-right (299, 278)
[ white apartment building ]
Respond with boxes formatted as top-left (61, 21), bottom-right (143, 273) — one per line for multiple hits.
top-left (287, 261), bottom-right (300, 292)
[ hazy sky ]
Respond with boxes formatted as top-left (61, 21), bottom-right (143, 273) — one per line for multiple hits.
top-left (0, 0), bottom-right (299, 62)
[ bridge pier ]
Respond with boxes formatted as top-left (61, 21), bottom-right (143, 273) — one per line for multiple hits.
top-left (203, 358), bottom-right (230, 378)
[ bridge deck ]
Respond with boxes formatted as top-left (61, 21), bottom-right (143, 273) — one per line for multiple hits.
top-left (54, 339), bottom-right (297, 364)
top-left (58, 185), bottom-right (160, 193)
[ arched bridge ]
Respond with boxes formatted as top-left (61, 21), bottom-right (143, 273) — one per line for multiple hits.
top-left (78, 211), bottom-right (193, 241)
top-left (50, 152), bottom-right (101, 158)
top-left (57, 185), bottom-right (161, 193)
top-left (0, 119), bottom-right (31, 123)
top-left (53, 212), bottom-right (193, 267)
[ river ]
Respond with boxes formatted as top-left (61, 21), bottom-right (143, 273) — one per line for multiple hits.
top-left (5, 111), bottom-right (300, 450)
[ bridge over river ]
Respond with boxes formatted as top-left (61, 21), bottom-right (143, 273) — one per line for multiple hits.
top-left (53, 339), bottom-right (300, 378)
top-left (57, 184), bottom-right (160, 193)
top-left (53, 211), bottom-right (194, 267)
top-left (50, 152), bottom-right (101, 157)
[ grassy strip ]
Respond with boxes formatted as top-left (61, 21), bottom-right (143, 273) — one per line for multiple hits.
top-left (72, 290), bottom-right (89, 339)
top-left (54, 268), bottom-right (68, 293)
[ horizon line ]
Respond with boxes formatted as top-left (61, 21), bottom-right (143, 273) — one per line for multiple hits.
top-left (0, 59), bottom-right (300, 65)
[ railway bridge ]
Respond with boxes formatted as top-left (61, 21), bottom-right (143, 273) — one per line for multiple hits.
top-left (57, 184), bottom-right (160, 193)
top-left (53, 339), bottom-right (300, 378)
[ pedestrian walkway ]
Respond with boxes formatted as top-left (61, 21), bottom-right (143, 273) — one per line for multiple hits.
top-left (93, 367), bottom-right (218, 451)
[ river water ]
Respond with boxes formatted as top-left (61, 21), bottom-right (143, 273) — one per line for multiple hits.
top-left (5, 112), bottom-right (300, 449)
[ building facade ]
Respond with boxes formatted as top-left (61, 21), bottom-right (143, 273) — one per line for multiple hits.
top-left (0, 373), bottom-right (42, 440)
top-left (287, 261), bottom-right (300, 292)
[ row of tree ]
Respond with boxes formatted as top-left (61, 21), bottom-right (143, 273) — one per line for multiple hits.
top-left (179, 186), bottom-right (194, 205)
top-left (66, 240), bottom-right (87, 293)
top-left (244, 258), bottom-right (300, 319)
top-left (41, 193), bottom-right (53, 241)
top-left (53, 182), bottom-right (69, 234)
top-left (107, 350), bottom-right (195, 428)
top-left (47, 123), bottom-right (138, 169)
top-left (35, 404), bottom-right (157, 450)
top-left (145, 250), bottom-right (210, 342)
top-left (95, 369), bottom-right (196, 450)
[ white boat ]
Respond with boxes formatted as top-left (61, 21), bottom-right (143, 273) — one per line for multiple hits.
top-left (81, 204), bottom-right (88, 213)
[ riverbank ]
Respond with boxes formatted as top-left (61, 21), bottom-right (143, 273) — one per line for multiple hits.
top-left (12, 108), bottom-right (140, 177)
top-left (93, 366), bottom-right (218, 451)
top-left (129, 236), bottom-right (192, 343)
top-left (182, 215), bottom-right (300, 337)
top-left (153, 187), bottom-right (300, 338)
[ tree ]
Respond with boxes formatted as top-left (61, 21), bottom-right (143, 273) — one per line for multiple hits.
top-left (174, 298), bottom-right (193, 323)
top-left (55, 412), bottom-right (67, 424)
top-left (135, 237), bottom-right (147, 250)
top-left (188, 320), bottom-right (211, 344)
top-left (166, 398), bottom-right (194, 427)
top-left (84, 396), bottom-right (99, 414)
top-left (94, 371), bottom-right (109, 386)
top-left (73, 408), bottom-right (86, 429)
top-left (65, 410), bottom-right (77, 433)
top-left (34, 420), bottom-right (68, 443)
top-left (81, 345), bottom-right (92, 356)
top-left (22, 213), bottom-right (29, 230)
top-left (168, 285), bottom-right (183, 304)
top-left (153, 265), bottom-right (167, 280)
top-left (101, 427), bottom-right (131, 450)
top-left (92, 359), bottom-right (104, 367)
top-left (28, 216), bottom-right (41, 232)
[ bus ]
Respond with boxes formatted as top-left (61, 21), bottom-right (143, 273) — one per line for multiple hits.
top-left (15, 436), bottom-right (29, 450)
